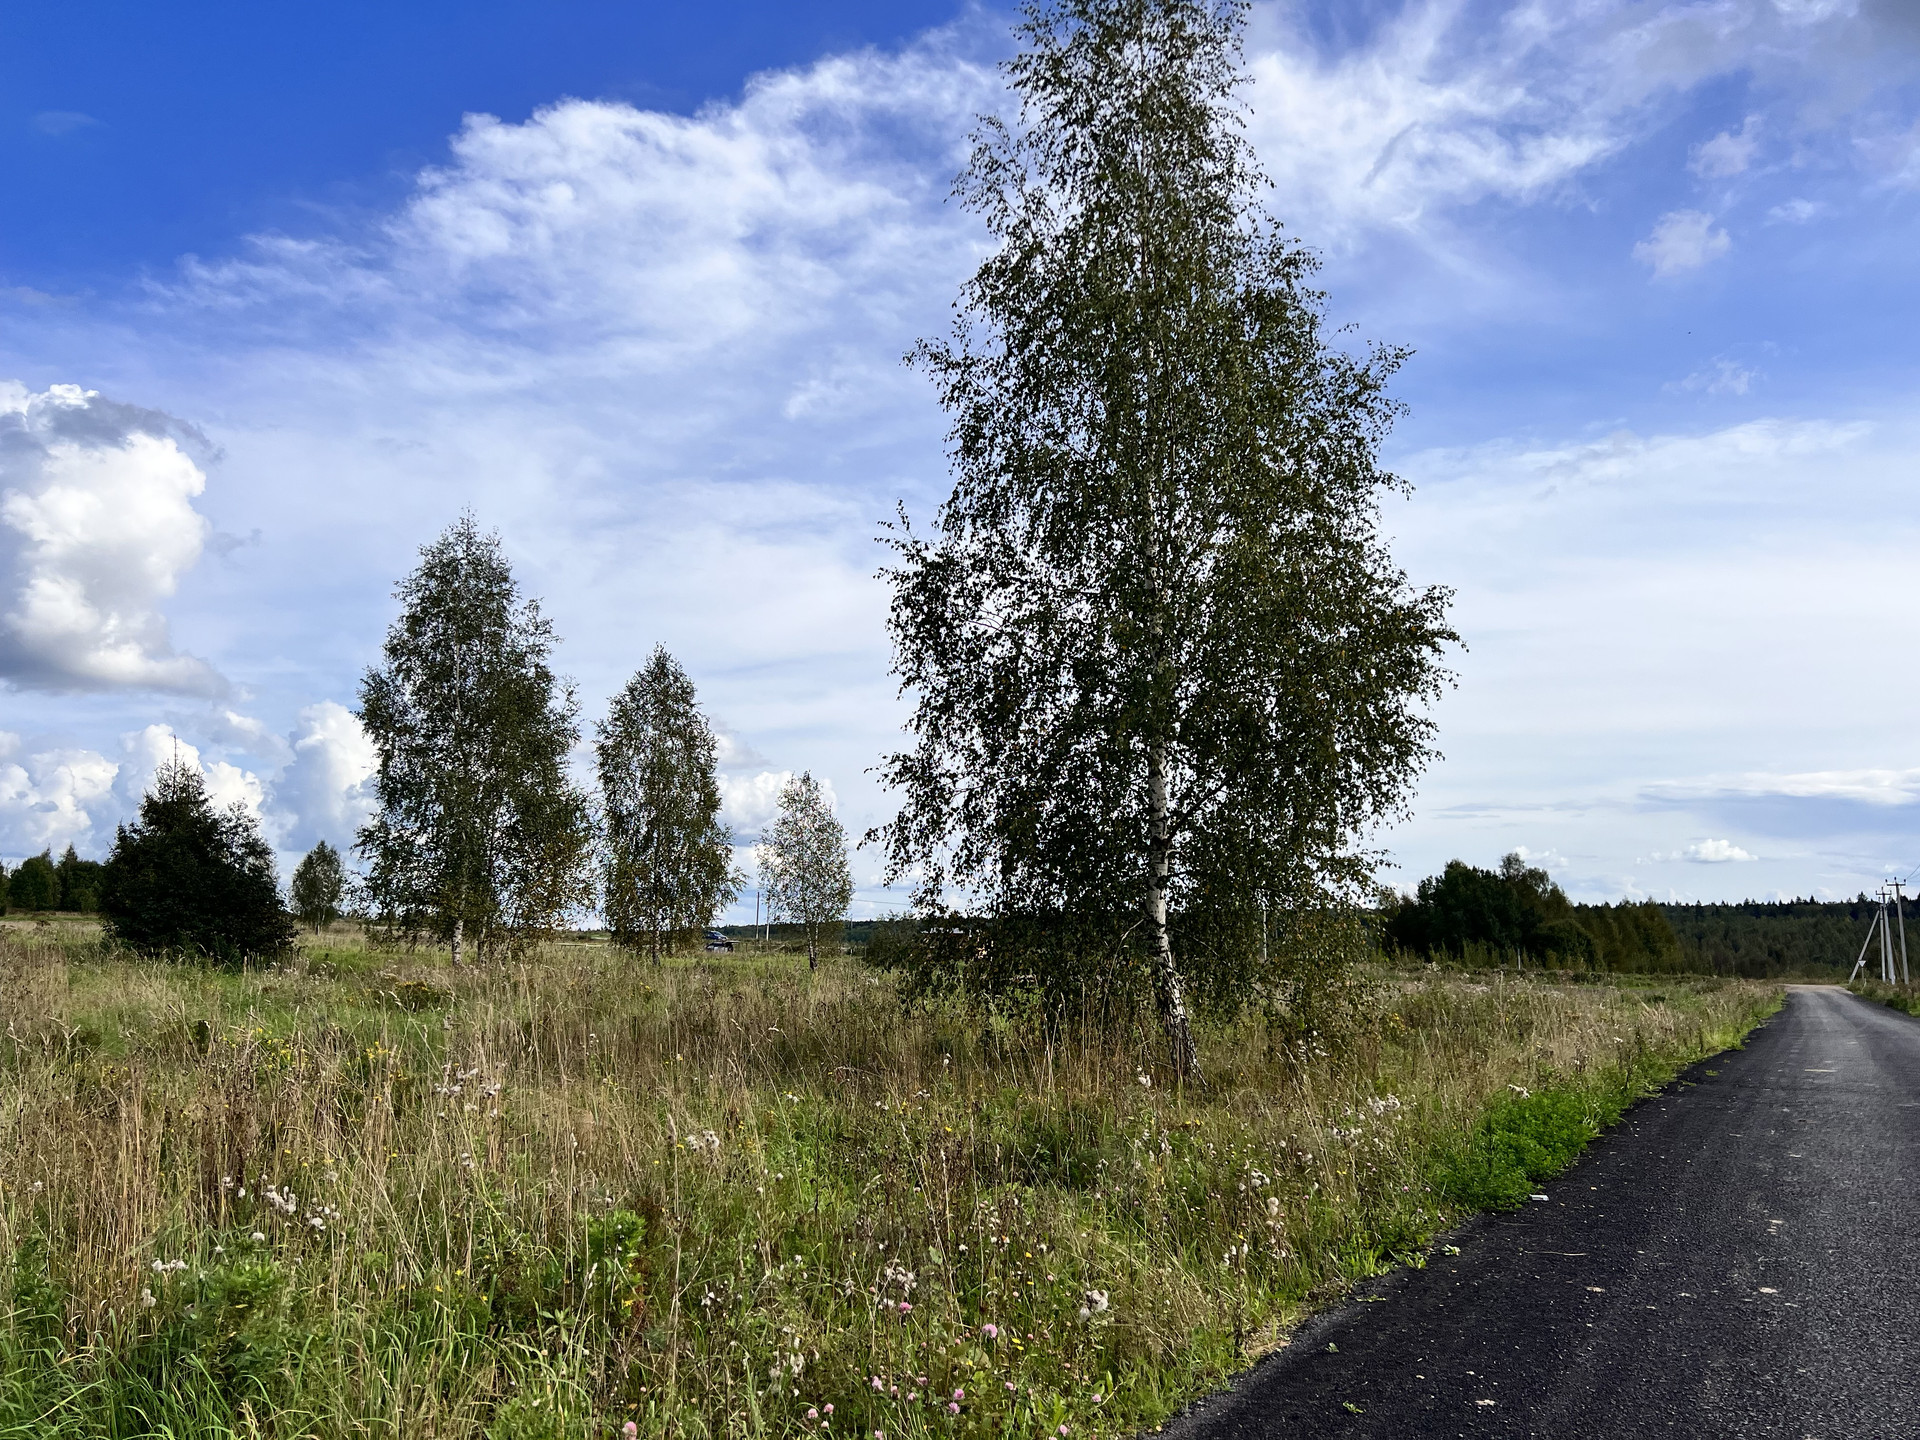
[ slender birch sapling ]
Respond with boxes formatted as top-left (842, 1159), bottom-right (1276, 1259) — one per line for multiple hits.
top-left (762, 772), bottom-right (854, 970)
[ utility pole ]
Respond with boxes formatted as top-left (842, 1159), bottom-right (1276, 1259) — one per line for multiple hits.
top-left (1880, 885), bottom-right (1894, 983)
top-left (1851, 900), bottom-right (1885, 984)
top-left (1894, 879), bottom-right (1911, 985)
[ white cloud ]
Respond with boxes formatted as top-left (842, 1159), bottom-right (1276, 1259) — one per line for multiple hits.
top-left (112, 723), bottom-right (263, 819)
top-left (1633, 209), bottom-right (1731, 277)
top-left (1690, 116), bottom-right (1762, 177)
top-left (1237, 0), bottom-right (1914, 253)
top-left (718, 769), bottom-right (842, 838)
top-left (1682, 838), bottom-right (1756, 863)
top-left (263, 701), bottom-right (378, 853)
top-left (0, 383), bottom-right (221, 694)
top-left (1647, 768), bottom-right (1920, 808)
top-left (30, 111), bottom-right (101, 138)
top-left (1766, 196), bottom-right (1826, 222)
top-left (0, 732), bottom-right (118, 859)
top-left (1673, 357), bottom-right (1759, 396)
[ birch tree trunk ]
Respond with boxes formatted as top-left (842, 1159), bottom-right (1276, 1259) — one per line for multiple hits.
top-left (1147, 740), bottom-right (1203, 1085)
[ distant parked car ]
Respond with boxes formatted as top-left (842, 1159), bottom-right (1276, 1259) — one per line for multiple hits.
top-left (704, 928), bottom-right (734, 952)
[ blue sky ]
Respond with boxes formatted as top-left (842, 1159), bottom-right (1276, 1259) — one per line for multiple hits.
top-left (3, 0), bottom-right (1919, 913)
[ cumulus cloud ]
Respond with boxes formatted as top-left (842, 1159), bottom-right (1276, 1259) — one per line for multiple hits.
top-left (114, 723), bottom-right (263, 818)
top-left (1691, 116), bottom-right (1762, 177)
top-left (0, 732), bottom-right (118, 858)
top-left (264, 701), bottom-right (377, 852)
top-left (1682, 838), bottom-right (1756, 863)
top-left (0, 383), bottom-right (221, 694)
top-left (0, 705), bottom-right (382, 865)
top-left (719, 769), bottom-right (842, 839)
top-left (1633, 210), bottom-right (1731, 277)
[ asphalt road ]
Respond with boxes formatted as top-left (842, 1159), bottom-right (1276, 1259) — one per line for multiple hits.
top-left (1168, 986), bottom-right (1920, 1440)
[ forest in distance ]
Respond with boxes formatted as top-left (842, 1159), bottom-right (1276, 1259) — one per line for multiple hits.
top-left (711, 891), bottom-right (1880, 979)
top-left (1379, 851), bottom-right (1890, 977)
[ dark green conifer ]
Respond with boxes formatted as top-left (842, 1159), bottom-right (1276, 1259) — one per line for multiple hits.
top-left (99, 759), bottom-right (297, 960)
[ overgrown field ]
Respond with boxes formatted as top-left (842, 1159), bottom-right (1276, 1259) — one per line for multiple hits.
top-left (0, 924), bottom-right (1777, 1439)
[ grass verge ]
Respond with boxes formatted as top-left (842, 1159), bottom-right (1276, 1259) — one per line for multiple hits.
top-left (0, 929), bottom-right (1776, 1439)
top-left (1847, 978), bottom-right (1920, 1017)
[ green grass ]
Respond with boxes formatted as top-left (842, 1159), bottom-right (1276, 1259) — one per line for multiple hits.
top-left (0, 927), bottom-right (1777, 1438)
top-left (1848, 978), bottom-right (1920, 1017)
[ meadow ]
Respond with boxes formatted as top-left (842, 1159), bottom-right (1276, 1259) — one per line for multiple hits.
top-left (0, 920), bottom-right (1777, 1439)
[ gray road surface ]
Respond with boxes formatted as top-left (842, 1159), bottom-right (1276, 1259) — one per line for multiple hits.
top-left (1169, 986), bottom-right (1920, 1439)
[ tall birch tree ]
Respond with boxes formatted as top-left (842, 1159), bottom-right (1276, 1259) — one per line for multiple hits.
top-left (595, 645), bottom-right (739, 962)
top-left (356, 515), bottom-right (593, 961)
top-left (875, 0), bottom-right (1455, 1082)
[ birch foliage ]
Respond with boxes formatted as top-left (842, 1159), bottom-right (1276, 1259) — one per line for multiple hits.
top-left (595, 646), bottom-right (739, 961)
top-left (355, 516), bottom-right (593, 959)
top-left (762, 772), bottom-right (854, 970)
top-left (875, 0), bottom-right (1455, 1077)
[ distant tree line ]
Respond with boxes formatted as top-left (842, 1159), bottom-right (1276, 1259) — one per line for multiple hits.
top-left (1658, 897), bottom-right (1893, 977)
top-left (1382, 853), bottom-right (1685, 972)
top-left (1384, 854), bottom-right (1885, 976)
top-left (0, 846), bottom-right (104, 915)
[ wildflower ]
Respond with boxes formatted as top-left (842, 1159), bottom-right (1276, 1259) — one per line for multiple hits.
top-left (896, 1301), bottom-right (912, 1316)
top-left (1059, 1427), bottom-right (1070, 1436)
top-left (1137, 1073), bottom-right (1151, 1088)
top-left (953, 1389), bottom-right (964, 1401)
top-left (251, 1231), bottom-right (266, 1242)
top-left (1267, 1197), bottom-right (1281, 1217)
top-left (625, 1426), bottom-right (639, 1440)
top-left (1083, 1289), bottom-right (1109, 1315)
top-left (1005, 1383), bottom-right (1015, 1393)
top-left (140, 1288), bottom-right (156, 1308)
top-left (807, 1409), bottom-right (819, 1421)
top-left (824, 1406), bottom-right (833, 1415)
top-left (871, 1377), bottom-right (884, 1391)
top-left (981, 1323), bottom-right (998, 1339)
top-left (947, 1403), bottom-right (960, 1415)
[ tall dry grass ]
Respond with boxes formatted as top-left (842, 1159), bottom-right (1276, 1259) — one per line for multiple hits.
top-left (0, 926), bottom-right (1775, 1438)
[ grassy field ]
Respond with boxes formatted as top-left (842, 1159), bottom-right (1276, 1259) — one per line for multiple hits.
top-left (0, 921), bottom-right (1777, 1439)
